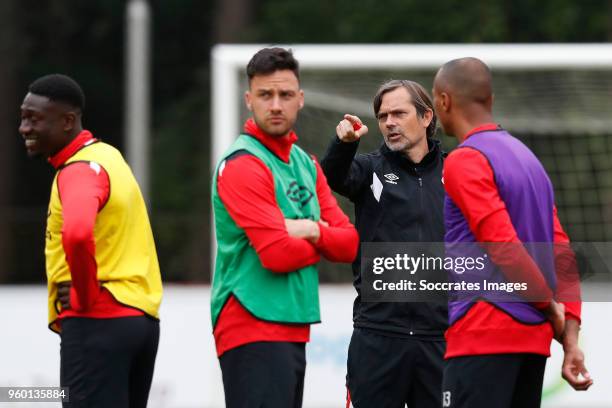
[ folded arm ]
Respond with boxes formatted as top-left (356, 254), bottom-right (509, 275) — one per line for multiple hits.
top-left (217, 153), bottom-right (321, 273)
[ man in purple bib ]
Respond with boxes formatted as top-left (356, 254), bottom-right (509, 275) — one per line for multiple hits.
top-left (432, 57), bottom-right (592, 408)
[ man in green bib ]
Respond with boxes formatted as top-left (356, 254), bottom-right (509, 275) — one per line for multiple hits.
top-left (211, 47), bottom-right (359, 408)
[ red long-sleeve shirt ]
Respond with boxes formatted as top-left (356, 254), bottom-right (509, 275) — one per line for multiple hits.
top-left (443, 124), bottom-right (581, 358)
top-left (50, 131), bottom-right (143, 322)
top-left (213, 119), bottom-right (359, 356)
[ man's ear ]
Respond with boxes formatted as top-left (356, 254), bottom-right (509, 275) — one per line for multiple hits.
top-left (63, 111), bottom-right (77, 132)
top-left (244, 91), bottom-right (253, 111)
top-left (298, 89), bottom-right (304, 110)
top-left (441, 92), bottom-right (451, 112)
top-left (422, 108), bottom-right (434, 127)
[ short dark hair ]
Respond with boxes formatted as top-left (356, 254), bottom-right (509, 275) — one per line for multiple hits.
top-left (246, 47), bottom-right (300, 82)
top-left (373, 79), bottom-right (437, 139)
top-left (28, 74), bottom-right (85, 111)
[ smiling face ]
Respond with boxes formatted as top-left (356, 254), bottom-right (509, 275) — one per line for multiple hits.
top-left (19, 92), bottom-right (77, 158)
top-left (376, 87), bottom-right (432, 154)
top-left (244, 69), bottom-right (304, 137)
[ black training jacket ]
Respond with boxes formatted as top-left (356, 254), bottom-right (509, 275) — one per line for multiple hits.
top-left (320, 136), bottom-right (448, 337)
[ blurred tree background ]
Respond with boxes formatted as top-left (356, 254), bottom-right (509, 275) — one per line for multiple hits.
top-left (2, 0), bottom-right (612, 283)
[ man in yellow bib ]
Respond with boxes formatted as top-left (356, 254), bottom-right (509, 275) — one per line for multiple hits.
top-left (19, 74), bottom-right (163, 408)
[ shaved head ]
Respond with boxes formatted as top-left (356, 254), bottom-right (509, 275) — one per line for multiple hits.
top-left (434, 57), bottom-right (492, 106)
top-left (432, 57), bottom-right (496, 139)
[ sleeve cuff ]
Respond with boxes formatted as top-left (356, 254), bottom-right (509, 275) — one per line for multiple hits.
top-left (334, 135), bottom-right (360, 148)
top-left (565, 311), bottom-right (581, 325)
top-left (312, 221), bottom-right (327, 249)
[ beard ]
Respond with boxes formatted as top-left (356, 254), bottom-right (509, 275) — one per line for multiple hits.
top-left (384, 135), bottom-right (411, 152)
top-left (255, 116), bottom-right (293, 137)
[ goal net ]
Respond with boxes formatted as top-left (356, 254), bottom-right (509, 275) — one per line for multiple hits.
top-left (212, 44), bottom-right (612, 280)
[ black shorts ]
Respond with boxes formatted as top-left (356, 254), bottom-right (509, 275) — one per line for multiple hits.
top-left (442, 353), bottom-right (547, 408)
top-left (219, 341), bottom-right (306, 408)
top-left (60, 315), bottom-right (160, 408)
top-left (346, 328), bottom-right (445, 408)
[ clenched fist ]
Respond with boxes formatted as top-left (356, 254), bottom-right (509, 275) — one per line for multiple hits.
top-left (336, 114), bottom-right (369, 143)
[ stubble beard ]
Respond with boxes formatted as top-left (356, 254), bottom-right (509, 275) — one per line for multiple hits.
top-left (255, 116), bottom-right (294, 138)
top-left (384, 135), bottom-right (411, 153)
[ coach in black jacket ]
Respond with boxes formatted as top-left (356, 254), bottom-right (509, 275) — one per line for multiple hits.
top-left (321, 80), bottom-right (447, 408)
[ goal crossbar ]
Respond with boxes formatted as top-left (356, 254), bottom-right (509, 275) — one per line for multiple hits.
top-left (211, 43), bottom-right (612, 171)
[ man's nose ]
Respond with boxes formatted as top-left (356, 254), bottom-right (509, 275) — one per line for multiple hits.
top-left (385, 115), bottom-right (396, 128)
top-left (19, 121), bottom-right (31, 136)
top-left (270, 95), bottom-right (282, 111)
